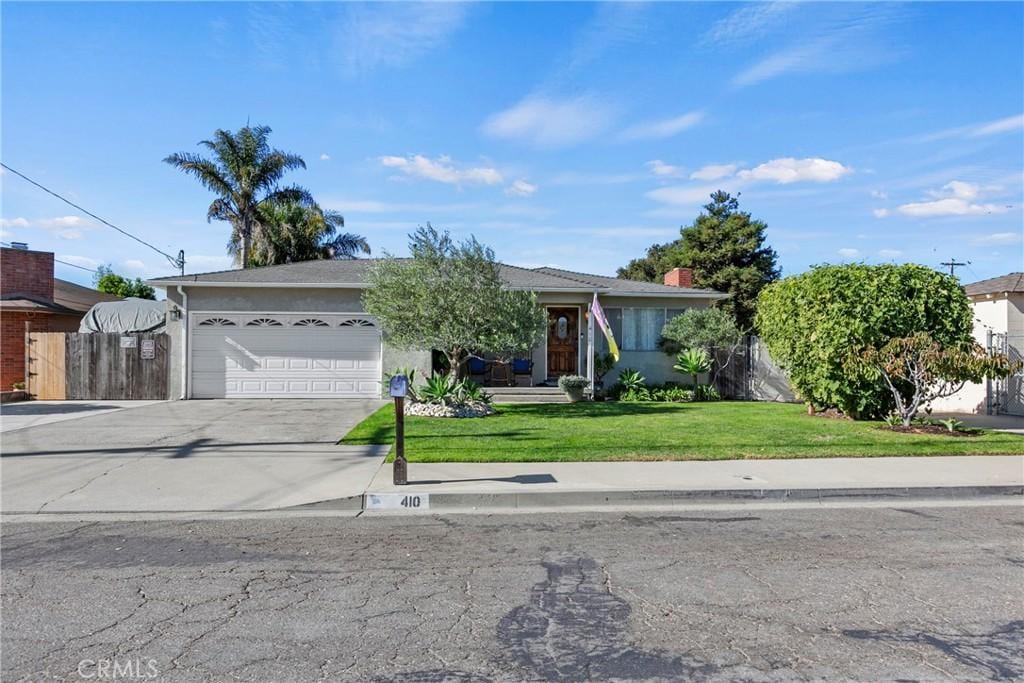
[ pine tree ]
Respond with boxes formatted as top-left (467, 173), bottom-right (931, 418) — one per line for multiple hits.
top-left (617, 191), bottom-right (779, 331)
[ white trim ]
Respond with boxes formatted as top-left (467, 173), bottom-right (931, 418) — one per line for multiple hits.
top-left (152, 280), bottom-right (727, 299)
top-left (150, 281), bottom-right (367, 289)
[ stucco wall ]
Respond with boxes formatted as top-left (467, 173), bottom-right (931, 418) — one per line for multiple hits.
top-left (162, 284), bottom-right (721, 395)
top-left (928, 297), bottom-right (1007, 414)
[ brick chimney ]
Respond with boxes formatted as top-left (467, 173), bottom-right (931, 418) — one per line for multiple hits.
top-left (663, 267), bottom-right (693, 288)
top-left (0, 247), bottom-right (54, 301)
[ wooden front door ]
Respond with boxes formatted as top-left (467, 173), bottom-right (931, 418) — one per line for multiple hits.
top-left (546, 307), bottom-right (579, 377)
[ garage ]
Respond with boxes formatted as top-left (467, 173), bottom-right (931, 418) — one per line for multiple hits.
top-left (189, 313), bottom-right (381, 398)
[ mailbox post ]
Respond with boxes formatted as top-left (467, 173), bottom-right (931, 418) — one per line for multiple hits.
top-left (389, 374), bottom-right (408, 485)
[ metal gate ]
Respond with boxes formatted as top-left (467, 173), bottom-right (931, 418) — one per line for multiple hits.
top-left (991, 332), bottom-right (1024, 416)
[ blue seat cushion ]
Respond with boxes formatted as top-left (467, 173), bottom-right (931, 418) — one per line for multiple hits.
top-left (512, 358), bottom-right (531, 373)
top-left (468, 357), bottom-right (487, 373)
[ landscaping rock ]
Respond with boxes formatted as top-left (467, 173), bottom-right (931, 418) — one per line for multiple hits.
top-left (405, 401), bottom-right (496, 418)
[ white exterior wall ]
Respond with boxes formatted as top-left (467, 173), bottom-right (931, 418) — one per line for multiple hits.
top-left (928, 297), bottom-right (1007, 414)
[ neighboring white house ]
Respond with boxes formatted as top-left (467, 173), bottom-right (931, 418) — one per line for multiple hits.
top-left (930, 272), bottom-right (1024, 416)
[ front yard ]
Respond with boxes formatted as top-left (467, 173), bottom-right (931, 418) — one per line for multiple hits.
top-left (340, 401), bottom-right (1024, 462)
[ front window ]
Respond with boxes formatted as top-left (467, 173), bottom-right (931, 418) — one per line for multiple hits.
top-left (621, 308), bottom-right (665, 351)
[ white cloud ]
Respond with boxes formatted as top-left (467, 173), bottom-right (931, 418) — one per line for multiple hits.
top-left (837, 248), bottom-right (860, 258)
top-left (878, 249), bottom-right (902, 258)
top-left (730, 5), bottom-right (901, 87)
top-left (336, 3), bottom-right (466, 74)
top-left (690, 163), bottom-right (738, 181)
top-left (620, 111), bottom-right (704, 141)
top-left (704, 2), bottom-right (801, 45)
top-left (897, 181), bottom-right (1011, 217)
top-left (320, 153), bottom-right (330, 161)
top-left (481, 95), bottom-right (615, 148)
top-left (970, 113), bottom-right (1024, 137)
top-left (505, 179), bottom-right (537, 198)
top-left (971, 232), bottom-right (1022, 245)
top-left (736, 157), bottom-right (851, 184)
top-left (123, 259), bottom-right (147, 272)
top-left (646, 160), bottom-right (683, 178)
top-left (897, 198), bottom-right (1008, 218)
top-left (873, 208), bottom-right (891, 218)
top-left (379, 155), bottom-right (503, 186)
top-left (0, 216), bottom-right (90, 240)
top-left (914, 113), bottom-right (1024, 143)
top-left (57, 254), bottom-right (100, 270)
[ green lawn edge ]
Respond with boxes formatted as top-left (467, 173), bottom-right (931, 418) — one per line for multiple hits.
top-left (339, 401), bottom-right (1023, 463)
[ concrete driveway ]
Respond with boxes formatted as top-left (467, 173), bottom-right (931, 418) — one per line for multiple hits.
top-left (1, 399), bottom-right (387, 513)
top-left (1, 400), bottom-right (164, 433)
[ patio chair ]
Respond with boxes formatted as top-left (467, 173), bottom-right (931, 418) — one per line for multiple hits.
top-left (467, 357), bottom-right (489, 383)
top-left (511, 358), bottom-right (534, 387)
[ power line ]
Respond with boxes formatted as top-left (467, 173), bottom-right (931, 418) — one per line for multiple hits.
top-left (55, 258), bottom-right (98, 274)
top-left (1, 241), bottom-right (98, 274)
top-left (940, 258), bottom-right (968, 277)
top-left (0, 162), bottom-right (185, 273)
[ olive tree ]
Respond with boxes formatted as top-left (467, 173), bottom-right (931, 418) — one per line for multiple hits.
top-left (756, 264), bottom-right (973, 418)
top-left (362, 226), bottom-right (545, 379)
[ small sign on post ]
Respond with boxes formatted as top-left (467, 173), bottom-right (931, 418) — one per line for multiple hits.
top-left (389, 374), bottom-right (409, 485)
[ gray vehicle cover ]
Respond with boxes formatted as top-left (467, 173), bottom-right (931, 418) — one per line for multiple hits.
top-left (79, 298), bottom-right (167, 333)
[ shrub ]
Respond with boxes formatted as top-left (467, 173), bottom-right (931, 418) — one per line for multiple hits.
top-left (673, 348), bottom-right (712, 387)
top-left (616, 368), bottom-right (646, 391)
top-left (418, 374), bottom-right (456, 405)
top-left (618, 384), bottom-right (695, 403)
top-left (660, 308), bottom-right (742, 355)
top-left (855, 332), bottom-right (1018, 426)
top-left (594, 352), bottom-right (617, 385)
top-left (557, 375), bottom-right (591, 391)
top-left (454, 378), bottom-right (492, 405)
top-left (694, 384), bottom-right (720, 402)
top-left (756, 264), bottom-right (973, 418)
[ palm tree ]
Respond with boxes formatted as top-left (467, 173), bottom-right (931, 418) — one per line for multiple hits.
top-left (164, 125), bottom-right (312, 268)
top-left (239, 201), bottom-right (370, 267)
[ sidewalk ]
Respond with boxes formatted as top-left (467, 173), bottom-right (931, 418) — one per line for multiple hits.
top-left (363, 456), bottom-right (1024, 512)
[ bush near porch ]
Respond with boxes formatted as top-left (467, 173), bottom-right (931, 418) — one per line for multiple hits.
top-left (340, 402), bottom-right (1023, 462)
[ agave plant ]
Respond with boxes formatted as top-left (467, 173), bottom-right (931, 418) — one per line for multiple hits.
top-left (616, 368), bottom-right (646, 391)
top-left (674, 348), bottom-right (712, 388)
top-left (418, 374), bottom-right (456, 406)
top-left (454, 378), bottom-right (492, 405)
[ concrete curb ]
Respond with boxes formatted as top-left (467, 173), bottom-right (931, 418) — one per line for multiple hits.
top-left (362, 485), bottom-right (1024, 512)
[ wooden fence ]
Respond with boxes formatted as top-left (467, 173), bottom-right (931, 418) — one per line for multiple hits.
top-left (26, 332), bottom-right (170, 400)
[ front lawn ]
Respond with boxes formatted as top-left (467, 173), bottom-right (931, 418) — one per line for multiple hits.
top-left (340, 401), bottom-right (1024, 462)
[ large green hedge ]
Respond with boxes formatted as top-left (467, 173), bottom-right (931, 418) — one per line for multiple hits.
top-left (755, 264), bottom-right (973, 418)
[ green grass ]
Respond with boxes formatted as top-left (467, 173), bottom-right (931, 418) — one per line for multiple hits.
top-left (339, 401), bottom-right (1024, 462)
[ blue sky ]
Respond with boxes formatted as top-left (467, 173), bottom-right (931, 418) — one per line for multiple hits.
top-left (2, 2), bottom-right (1022, 289)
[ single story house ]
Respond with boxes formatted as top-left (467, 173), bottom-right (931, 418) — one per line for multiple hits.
top-left (0, 245), bottom-right (121, 390)
top-left (148, 261), bottom-right (727, 399)
top-left (929, 271), bottom-right (1023, 416)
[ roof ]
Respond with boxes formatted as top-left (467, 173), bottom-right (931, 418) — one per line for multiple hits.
top-left (53, 279), bottom-right (122, 312)
top-left (148, 259), bottom-right (727, 299)
top-left (964, 272), bottom-right (1024, 298)
top-left (0, 279), bottom-right (121, 314)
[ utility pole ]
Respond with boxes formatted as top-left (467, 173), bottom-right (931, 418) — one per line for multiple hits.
top-left (940, 258), bottom-right (967, 277)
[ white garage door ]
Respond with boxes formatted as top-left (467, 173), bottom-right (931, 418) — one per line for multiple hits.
top-left (190, 313), bottom-right (381, 398)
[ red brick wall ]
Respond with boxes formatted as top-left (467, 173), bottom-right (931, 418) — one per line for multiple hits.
top-left (0, 311), bottom-right (51, 389)
top-left (663, 267), bottom-right (694, 288)
top-left (1, 248), bottom-right (54, 301)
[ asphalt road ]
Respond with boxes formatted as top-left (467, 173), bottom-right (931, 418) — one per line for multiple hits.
top-left (2, 505), bottom-right (1023, 682)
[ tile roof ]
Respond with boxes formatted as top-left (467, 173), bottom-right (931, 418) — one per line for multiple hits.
top-left (149, 259), bottom-right (727, 298)
top-left (964, 272), bottom-right (1024, 297)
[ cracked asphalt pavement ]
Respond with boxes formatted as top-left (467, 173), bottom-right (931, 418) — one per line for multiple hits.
top-left (2, 504), bottom-right (1023, 681)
